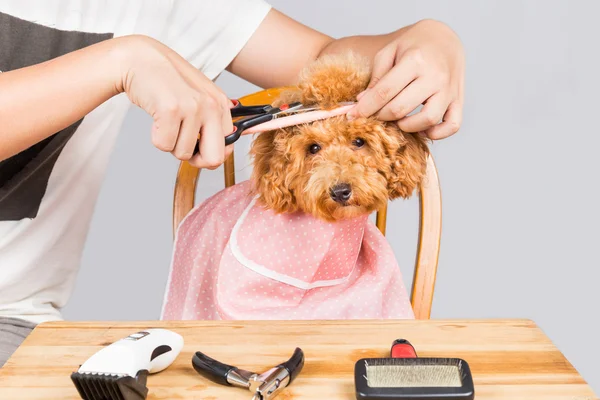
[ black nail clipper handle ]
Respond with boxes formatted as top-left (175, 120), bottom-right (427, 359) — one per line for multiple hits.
top-left (277, 347), bottom-right (305, 385)
top-left (192, 351), bottom-right (236, 386)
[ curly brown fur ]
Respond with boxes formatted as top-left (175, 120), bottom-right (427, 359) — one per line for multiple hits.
top-left (251, 51), bottom-right (429, 222)
top-left (272, 52), bottom-right (372, 109)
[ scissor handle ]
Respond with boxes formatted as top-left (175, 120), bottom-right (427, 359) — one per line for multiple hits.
top-left (191, 112), bottom-right (274, 155)
top-left (191, 101), bottom-right (302, 155)
top-left (227, 113), bottom-right (274, 144)
top-left (230, 99), bottom-right (272, 117)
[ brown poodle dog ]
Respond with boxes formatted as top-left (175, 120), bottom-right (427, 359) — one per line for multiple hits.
top-left (161, 52), bottom-right (430, 321)
top-left (250, 52), bottom-right (430, 222)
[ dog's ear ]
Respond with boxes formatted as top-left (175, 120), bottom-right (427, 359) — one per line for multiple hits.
top-left (385, 125), bottom-right (430, 199)
top-left (250, 129), bottom-right (298, 213)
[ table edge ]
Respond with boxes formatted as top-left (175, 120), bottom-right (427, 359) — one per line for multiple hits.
top-left (31, 318), bottom-right (538, 329)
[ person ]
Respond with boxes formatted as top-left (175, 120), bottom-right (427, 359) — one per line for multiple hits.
top-left (0, 0), bottom-right (465, 367)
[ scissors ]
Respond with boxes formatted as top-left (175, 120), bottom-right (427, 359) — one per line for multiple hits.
top-left (192, 100), bottom-right (306, 155)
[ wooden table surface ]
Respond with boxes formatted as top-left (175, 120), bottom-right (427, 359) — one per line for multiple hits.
top-left (0, 319), bottom-right (596, 400)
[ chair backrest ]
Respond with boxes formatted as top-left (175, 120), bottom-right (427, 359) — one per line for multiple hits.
top-left (172, 88), bottom-right (442, 320)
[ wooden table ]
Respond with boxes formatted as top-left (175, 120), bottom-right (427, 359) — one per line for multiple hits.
top-left (0, 319), bottom-right (596, 399)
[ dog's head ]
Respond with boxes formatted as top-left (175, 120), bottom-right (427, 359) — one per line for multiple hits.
top-left (250, 52), bottom-right (430, 222)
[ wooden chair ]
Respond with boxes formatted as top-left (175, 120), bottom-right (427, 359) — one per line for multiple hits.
top-left (172, 87), bottom-right (442, 320)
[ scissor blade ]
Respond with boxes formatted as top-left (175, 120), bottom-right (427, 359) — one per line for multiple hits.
top-left (270, 102), bottom-right (304, 116)
top-left (277, 101), bottom-right (356, 116)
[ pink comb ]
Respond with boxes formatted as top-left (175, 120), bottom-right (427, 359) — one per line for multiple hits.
top-left (241, 103), bottom-right (356, 135)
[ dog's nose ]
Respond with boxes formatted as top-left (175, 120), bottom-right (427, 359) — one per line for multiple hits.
top-left (330, 183), bottom-right (352, 204)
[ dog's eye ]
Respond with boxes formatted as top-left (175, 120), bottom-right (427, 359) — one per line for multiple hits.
top-left (353, 138), bottom-right (365, 148)
top-left (308, 144), bottom-right (321, 154)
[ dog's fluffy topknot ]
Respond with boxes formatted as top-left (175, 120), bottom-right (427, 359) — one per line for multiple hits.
top-left (274, 51), bottom-right (371, 109)
top-left (299, 51), bottom-right (371, 107)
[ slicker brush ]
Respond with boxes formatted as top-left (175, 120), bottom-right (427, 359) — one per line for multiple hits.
top-left (354, 339), bottom-right (475, 400)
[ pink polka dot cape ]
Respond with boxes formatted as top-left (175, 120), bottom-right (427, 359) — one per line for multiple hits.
top-left (160, 180), bottom-right (415, 321)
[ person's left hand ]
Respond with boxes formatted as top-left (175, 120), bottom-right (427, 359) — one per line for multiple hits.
top-left (347, 19), bottom-right (465, 140)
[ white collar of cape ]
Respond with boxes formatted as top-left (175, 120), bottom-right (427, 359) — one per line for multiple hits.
top-left (229, 195), bottom-right (366, 290)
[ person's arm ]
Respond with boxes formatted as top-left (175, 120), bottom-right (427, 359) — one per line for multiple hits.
top-left (0, 38), bottom-right (122, 160)
top-left (0, 35), bottom-right (233, 168)
top-left (227, 9), bottom-right (464, 139)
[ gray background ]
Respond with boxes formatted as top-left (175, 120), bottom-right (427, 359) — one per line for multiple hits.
top-left (62, 0), bottom-right (600, 393)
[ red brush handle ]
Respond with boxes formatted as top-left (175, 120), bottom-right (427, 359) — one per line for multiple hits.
top-left (390, 339), bottom-right (417, 358)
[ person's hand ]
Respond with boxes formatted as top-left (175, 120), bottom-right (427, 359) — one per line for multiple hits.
top-left (115, 35), bottom-right (234, 169)
top-left (347, 19), bottom-right (465, 140)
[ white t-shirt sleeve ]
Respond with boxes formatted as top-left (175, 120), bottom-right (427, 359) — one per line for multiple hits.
top-left (157, 0), bottom-right (273, 80)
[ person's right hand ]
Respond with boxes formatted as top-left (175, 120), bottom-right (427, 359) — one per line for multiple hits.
top-left (115, 35), bottom-right (234, 169)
